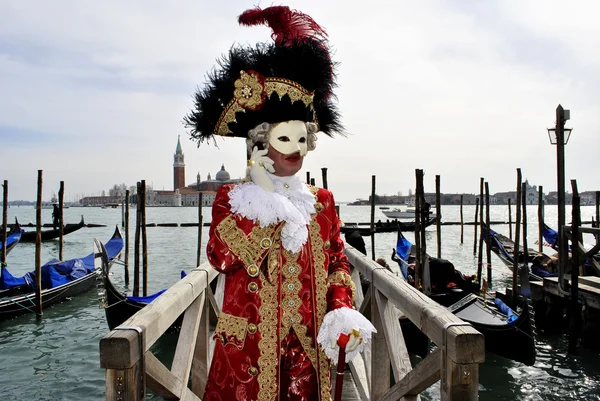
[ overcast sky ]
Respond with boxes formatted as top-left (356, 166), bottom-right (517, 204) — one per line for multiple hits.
top-left (1, 0), bottom-right (598, 203)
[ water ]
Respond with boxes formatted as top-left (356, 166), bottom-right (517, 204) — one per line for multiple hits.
top-left (0, 204), bottom-right (598, 400)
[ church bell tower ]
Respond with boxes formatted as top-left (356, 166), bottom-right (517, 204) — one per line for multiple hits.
top-left (173, 136), bottom-right (185, 190)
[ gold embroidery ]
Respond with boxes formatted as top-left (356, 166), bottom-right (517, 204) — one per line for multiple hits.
top-left (216, 215), bottom-right (279, 275)
top-left (328, 271), bottom-right (357, 304)
top-left (308, 185), bottom-right (332, 399)
top-left (214, 75), bottom-right (315, 137)
top-left (257, 245), bottom-right (280, 399)
top-left (234, 71), bottom-right (265, 109)
top-left (214, 312), bottom-right (248, 349)
top-left (280, 251), bottom-right (303, 340)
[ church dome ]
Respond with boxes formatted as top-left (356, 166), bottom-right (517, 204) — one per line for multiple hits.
top-left (215, 164), bottom-right (230, 182)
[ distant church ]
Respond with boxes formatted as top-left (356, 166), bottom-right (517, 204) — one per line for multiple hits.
top-left (153, 136), bottom-right (242, 206)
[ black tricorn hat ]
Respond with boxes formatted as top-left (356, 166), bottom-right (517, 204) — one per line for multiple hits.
top-left (184, 6), bottom-right (344, 144)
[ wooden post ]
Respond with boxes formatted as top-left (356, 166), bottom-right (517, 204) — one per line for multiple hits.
top-left (460, 195), bottom-right (464, 244)
top-left (35, 170), bottom-right (43, 316)
top-left (141, 180), bottom-right (148, 297)
top-left (555, 105), bottom-right (568, 295)
top-left (476, 178), bottom-right (484, 287)
top-left (485, 182), bottom-right (492, 285)
top-left (124, 189), bottom-right (130, 286)
top-left (508, 198), bottom-right (513, 240)
top-left (310, 178), bottom-right (315, 186)
top-left (370, 175), bottom-right (376, 261)
top-left (414, 170), bottom-right (422, 290)
top-left (473, 198), bottom-right (479, 255)
top-left (436, 175), bottom-right (441, 258)
top-left (134, 182), bottom-right (141, 297)
top-left (371, 289), bottom-right (391, 400)
top-left (512, 169), bottom-right (522, 308)
top-left (569, 180), bottom-right (581, 353)
top-left (58, 181), bottom-right (64, 261)
top-left (306, 171), bottom-right (310, 184)
top-left (1, 180), bottom-right (7, 267)
top-left (538, 185), bottom-right (544, 253)
top-left (197, 193), bottom-right (204, 267)
top-left (596, 191), bottom-right (600, 244)
top-left (321, 167), bottom-right (328, 190)
top-left (521, 182), bottom-right (529, 276)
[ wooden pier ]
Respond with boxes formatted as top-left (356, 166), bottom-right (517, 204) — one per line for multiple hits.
top-left (99, 246), bottom-right (485, 400)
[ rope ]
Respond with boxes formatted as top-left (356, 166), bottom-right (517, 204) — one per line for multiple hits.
top-left (0, 294), bottom-right (42, 315)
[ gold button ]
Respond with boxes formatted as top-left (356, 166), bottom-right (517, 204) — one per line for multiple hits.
top-left (248, 323), bottom-right (257, 334)
top-left (260, 238), bottom-right (272, 249)
top-left (315, 203), bottom-right (323, 212)
top-left (219, 337), bottom-right (225, 344)
top-left (248, 264), bottom-right (259, 277)
top-left (324, 240), bottom-right (330, 250)
top-left (248, 282), bottom-right (258, 293)
top-left (284, 183), bottom-right (290, 189)
top-left (248, 366), bottom-right (258, 376)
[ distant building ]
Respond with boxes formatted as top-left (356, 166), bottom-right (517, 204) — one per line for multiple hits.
top-left (152, 138), bottom-right (243, 206)
top-left (494, 180), bottom-right (541, 205)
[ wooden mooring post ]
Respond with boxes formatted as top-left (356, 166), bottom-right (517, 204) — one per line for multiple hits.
top-left (35, 170), bottom-right (43, 316)
top-left (321, 167), bottom-right (328, 190)
top-left (370, 175), bottom-right (376, 261)
top-left (196, 193), bottom-right (204, 267)
top-left (538, 186), bottom-right (544, 253)
top-left (485, 182), bottom-right (492, 284)
top-left (58, 181), bottom-right (65, 261)
top-left (568, 180), bottom-right (581, 353)
top-left (476, 178), bottom-right (484, 287)
top-left (459, 195), bottom-right (464, 244)
top-left (124, 190), bottom-right (130, 286)
top-left (512, 169), bottom-right (522, 308)
top-left (436, 175), bottom-right (441, 258)
top-left (133, 183), bottom-right (141, 297)
top-left (141, 180), bottom-right (148, 297)
top-left (508, 198), bottom-right (513, 240)
top-left (99, 249), bottom-right (485, 401)
top-left (1, 180), bottom-right (7, 267)
top-left (473, 198), bottom-right (479, 255)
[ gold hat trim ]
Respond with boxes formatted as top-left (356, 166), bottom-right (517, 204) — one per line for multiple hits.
top-left (214, 71), bottom-right (315, 137)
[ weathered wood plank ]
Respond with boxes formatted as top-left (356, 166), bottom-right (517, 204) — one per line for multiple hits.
top-left (345, 248), bottom-right (485, 365)
top-left (171, 293), bottom-right (205, 391)
top-left (380, 348), bottom-right (441, 401)
top-left (348, 355), bottom-right (370, 401)
top-left (543, 277), bottom-right (600, 309)
top-left (332, 368), bottom-right (361, 401)
top-left (371, 288), bottom-right (391, 400)
top-left (374, 290), bottom-right (419, 401)
top-left (191, 290), bottom-right (211, 397)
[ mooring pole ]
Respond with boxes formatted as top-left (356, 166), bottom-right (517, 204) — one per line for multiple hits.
top-left (321, 167), bottom-right (328, 190)
top-left (568, 180), bottom-right (581, 353)
top-left (370, 175), bottom-right (376, 261)
top-left (58, 181), bottom-right (64, 261)
top-left (141, 180), bottom-right (148, 297)
top-left (134, 182), bottom-right (141, 297)
top-left (436, 175), bottom-right (441, 258)
top-left (124, 189), bottom-right (130, 286)
top-left (508, 198), bottom-right (513, 240)
top-left (485, 182), bottom-right (492, 285)
top-left (476, 178), bottom-right (484, 288)
top-left (1, 180), bottom-right (7, 269)
top-left (35, 170), bottom-right (43, 316)
top-left (538, 185), bottom-right (544, 253)
top-left (512, 169), bottom-right (522, 308)
top-left (473, 198), bottom-right (479, 255)
top-left (197, 193), bottom-right (204, 267)
top-left (459, 195), bottom-right (464, 244)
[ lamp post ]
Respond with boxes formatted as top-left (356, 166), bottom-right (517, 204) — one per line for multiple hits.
top-left (547, 104), bottom-right (572, 294)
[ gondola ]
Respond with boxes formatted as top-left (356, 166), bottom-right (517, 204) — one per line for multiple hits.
top-left (0, 226), bottom-right (123, 321)
top-left (97, 243), bottom-right (184, 330)
top-left (392, 233), bottom-right (536, 366)
top-left (340, 217), bottom-right (438, 236)
top-left (0, 221), bottom-right (22, 258)
top-left (14, 215), bottom-right (86, 242)
top-left (484, 224), bottom-right (557, 280)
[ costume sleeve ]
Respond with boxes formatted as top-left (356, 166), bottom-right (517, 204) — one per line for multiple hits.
top-left (207, 185), bottom-right (283, 276)
top-left (324, 190), bottom-right (356, 311)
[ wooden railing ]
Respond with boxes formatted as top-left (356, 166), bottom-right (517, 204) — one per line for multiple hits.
top-left (99, 247), bottom-right (484, 400)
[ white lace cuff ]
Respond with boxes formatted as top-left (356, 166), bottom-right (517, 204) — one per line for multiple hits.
top-left (316, 307), bottom-right (376, 364)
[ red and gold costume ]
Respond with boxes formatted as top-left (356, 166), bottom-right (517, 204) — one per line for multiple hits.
top-left (204, 182), bottom-right (355, 401)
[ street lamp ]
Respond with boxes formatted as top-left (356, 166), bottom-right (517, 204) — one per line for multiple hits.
top-left (547, 104), bottom-right (571, 295)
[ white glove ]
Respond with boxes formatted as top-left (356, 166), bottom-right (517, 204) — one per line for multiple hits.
top-left (329, 329), bottom-right (362, 353)
top-left (248, 146), bottom-right (275, 192)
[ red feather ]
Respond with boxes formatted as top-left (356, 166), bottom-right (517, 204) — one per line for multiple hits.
top-left (238, 6), bottom-right (327, 46)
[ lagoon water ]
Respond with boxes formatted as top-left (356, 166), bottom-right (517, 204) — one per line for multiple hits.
top-left (1, 204), bottom-right (599, 400)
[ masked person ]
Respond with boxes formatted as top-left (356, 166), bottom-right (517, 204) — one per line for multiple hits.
top-left (184, 6), bottom-right (375, 401)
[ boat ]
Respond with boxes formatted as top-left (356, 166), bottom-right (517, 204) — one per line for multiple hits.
top-left (97, 242), bottom-right (185, 330)
top-left (484, 224), bottom-right (558, 280)
top-left (392, 233), bottom-right (536, 366)
top-left (340, 217), bottom-right (438, 236)
top-left (17, 215), bottom-right (86, 242)
top-left (0, 226), bottom-right (123, 321)
top-left (382, 206), bottom-right (437, 220)
top-left (0, 222), bottom-right (22, 258)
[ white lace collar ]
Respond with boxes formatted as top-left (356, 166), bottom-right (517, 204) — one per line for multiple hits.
top-left (227, 174), bottom-right (316, 254)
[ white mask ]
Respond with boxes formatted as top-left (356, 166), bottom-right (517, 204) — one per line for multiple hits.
top-left (268, 121), bottom-right (308, 156)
